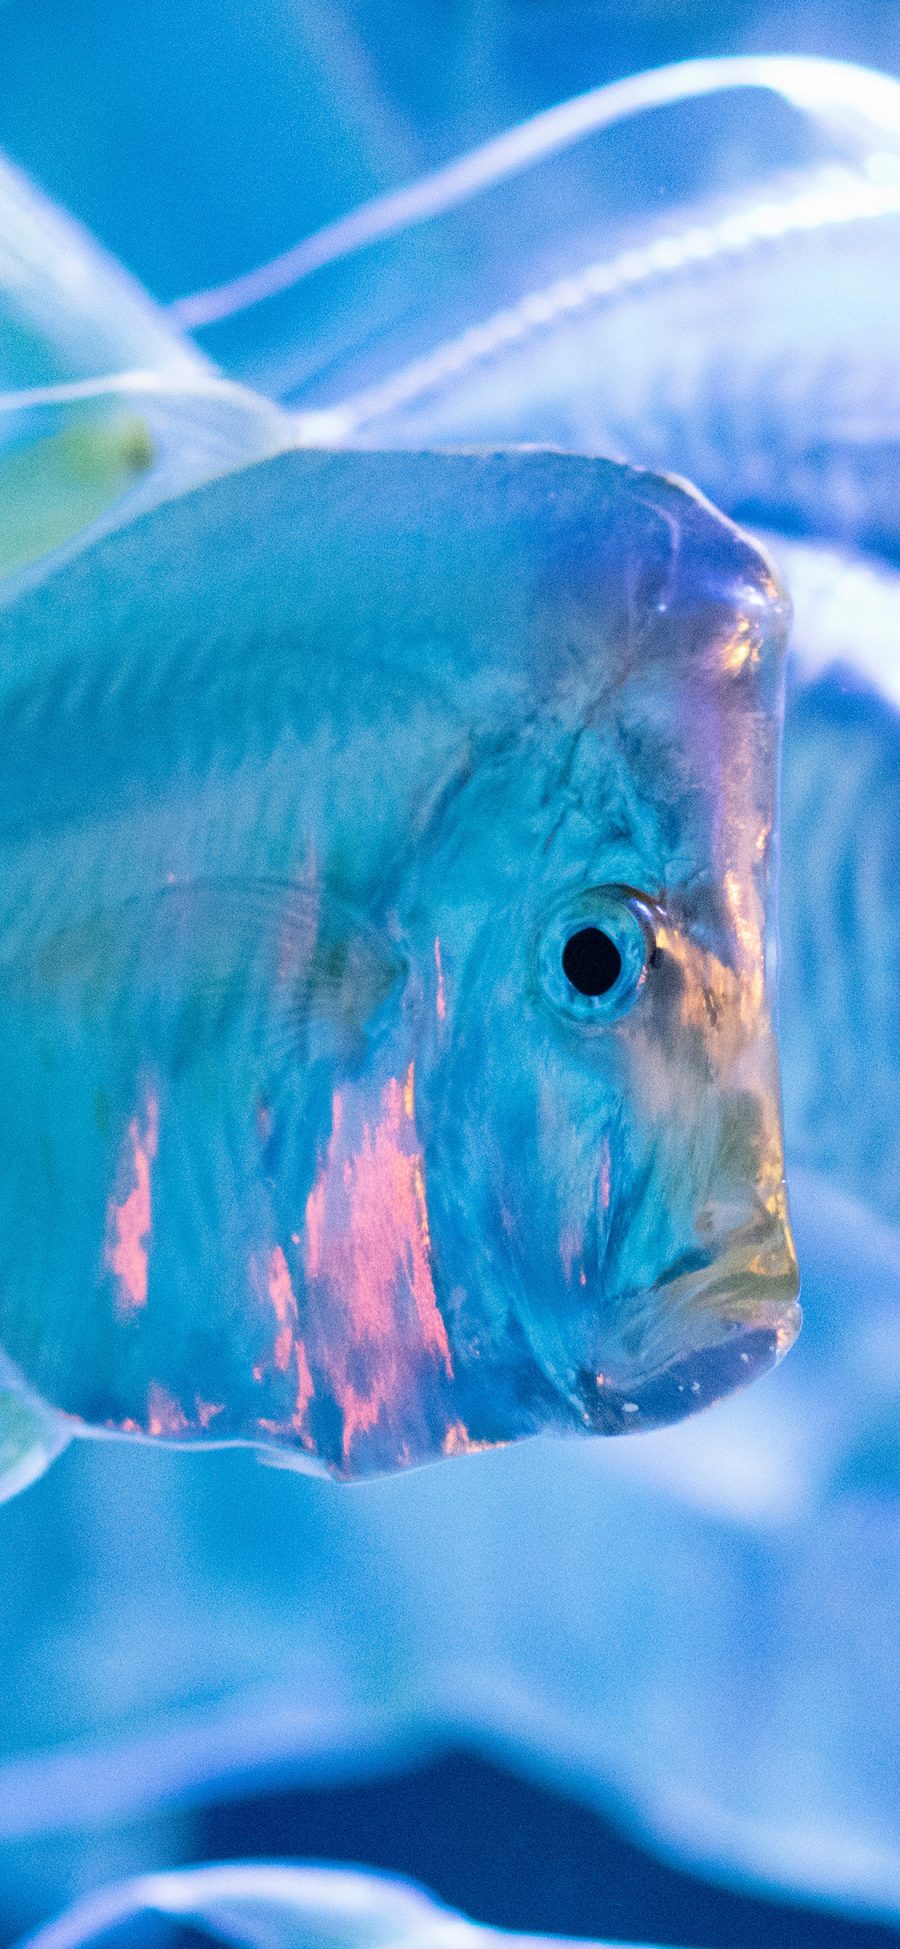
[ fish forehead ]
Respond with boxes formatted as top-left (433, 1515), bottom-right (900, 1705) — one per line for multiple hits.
top-left (2, 448), bottom-right (786, 719)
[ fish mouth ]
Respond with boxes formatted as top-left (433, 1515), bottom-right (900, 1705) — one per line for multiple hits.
top-left (581, 1232), bottom-right (801, 1433)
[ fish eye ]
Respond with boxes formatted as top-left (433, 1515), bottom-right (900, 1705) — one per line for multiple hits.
top-left (561, 926), bottom-right (622, 998)
top-left (537, 887), bottom-right (655, 1026)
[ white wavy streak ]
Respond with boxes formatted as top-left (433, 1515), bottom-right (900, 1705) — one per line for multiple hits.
top-left (169, 54), bottom-right (900, 331)
top-left (288, 168), bottom-right (900, 447)
top-left (773, 537), bottom-right (900, 709)
top-left (18, 1862), bottom-right (629, 1949)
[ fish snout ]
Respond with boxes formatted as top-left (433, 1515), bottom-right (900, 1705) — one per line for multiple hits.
top-left (585, 1208), bottom-right (800, 1432)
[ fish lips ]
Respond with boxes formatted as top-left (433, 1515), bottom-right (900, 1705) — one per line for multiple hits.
top-left (577, 1244), bottom-right (801, 1434)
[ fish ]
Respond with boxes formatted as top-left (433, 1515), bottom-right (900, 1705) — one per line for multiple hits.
top-left (1, 48), bottom-right (899, 1931)
top-left (0, 444), bottom-right (798, 1482)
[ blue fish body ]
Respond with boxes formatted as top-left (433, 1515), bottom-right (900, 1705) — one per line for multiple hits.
top-left (0, 446), bottom-right (797, 1477)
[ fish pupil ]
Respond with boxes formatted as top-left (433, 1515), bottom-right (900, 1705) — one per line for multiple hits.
top-left (562, 927), bottom-right (622, 998)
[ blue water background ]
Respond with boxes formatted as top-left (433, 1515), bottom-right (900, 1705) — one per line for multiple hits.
top-left (4, 1), bottom-right (900, 310)
top-left (1, 4), bottom-right (899, 1946)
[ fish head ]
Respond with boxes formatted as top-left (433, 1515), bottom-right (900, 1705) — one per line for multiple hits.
top-left (0, 450), bottom-right (798, 1485)
top-left (412, 470), bottom-right (799, 1445)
